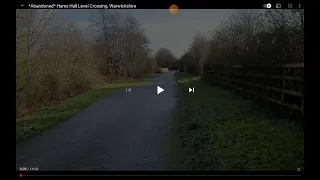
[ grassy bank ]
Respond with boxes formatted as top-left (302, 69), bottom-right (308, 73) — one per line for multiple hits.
top-left (16, 78), bottom-right (152, 143)
top-left (176, 72), bottom-right (304, 171)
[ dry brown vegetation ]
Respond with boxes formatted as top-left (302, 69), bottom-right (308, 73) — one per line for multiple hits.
top-left (179, 9), bottom-right (304, 74)
top-left (16, 9), bottom-right (159, 118)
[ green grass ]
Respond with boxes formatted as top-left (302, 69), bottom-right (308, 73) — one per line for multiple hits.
top-left (176, 72), bottom-right (304, 171)
top-left (16, 78), bottom-right (152, 143)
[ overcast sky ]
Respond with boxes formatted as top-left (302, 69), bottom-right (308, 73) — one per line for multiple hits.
top-left (57, 9), bottom-right (234, 58)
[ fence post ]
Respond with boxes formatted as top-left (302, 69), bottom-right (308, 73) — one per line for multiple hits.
top-left (301, 98), bottom-right (304, 116)
top-left (203, 63), bottom-right (304, 118)
top-left (236, 66), bottom-right (239, 90)
top-left (262, 65), bottom-right (267, 103)
top-left (281, 66), bottom-right (285, 103)
top-left (242, 65), bottom-right (245, 95)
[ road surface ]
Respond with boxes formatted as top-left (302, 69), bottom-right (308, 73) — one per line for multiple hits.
top-left (16, 71), bottom-right (180, 171)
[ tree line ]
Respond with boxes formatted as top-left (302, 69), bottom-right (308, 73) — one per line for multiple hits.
top-left (155, 48), bottom-right (178, 70)
top-left (179, 9), bottom-right (304, 76)
top-left (16, 9), bottom-right (177, 118)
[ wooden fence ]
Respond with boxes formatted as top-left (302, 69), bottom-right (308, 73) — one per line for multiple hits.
top-left (203, 63), bottom-right (304, 116)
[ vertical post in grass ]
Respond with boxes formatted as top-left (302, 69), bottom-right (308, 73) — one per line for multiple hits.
top-left (281, 66), bottom-right (285, 103)
top-left (301, 98), bottom-right (304, 117)
top-left (228, 66), bottom-right (231, 87)
top-left (242, 65), bottom-right (245, 96)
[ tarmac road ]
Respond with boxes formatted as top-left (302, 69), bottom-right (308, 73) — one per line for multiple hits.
top-left (16, 71), bottom-right (180, 171)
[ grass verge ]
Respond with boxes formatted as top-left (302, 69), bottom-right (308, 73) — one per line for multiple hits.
top-left (16, 78), bottom-right (152, 143)
top-left (176, 72), bottom-right (304, 171)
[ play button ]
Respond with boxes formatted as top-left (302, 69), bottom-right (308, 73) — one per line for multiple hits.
top-left (157, 86), bottom-right (164, 95)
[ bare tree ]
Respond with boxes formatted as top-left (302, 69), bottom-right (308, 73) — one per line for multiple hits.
top-left (16, 9), bottom-right (55, 69)
top-left (89, 10), bottom-right (113, 77)
top-left (180, 9), bottom-right (304, 76)
top-left (188, 33), bottom-right (209, 78)
top-left (16, 10), bottom-right (102, 118)
top-left (123, 13), bottom-right (150, 77)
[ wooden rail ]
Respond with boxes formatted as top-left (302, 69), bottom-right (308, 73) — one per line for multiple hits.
top-left (204, 63), bottom-right (304, 116)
